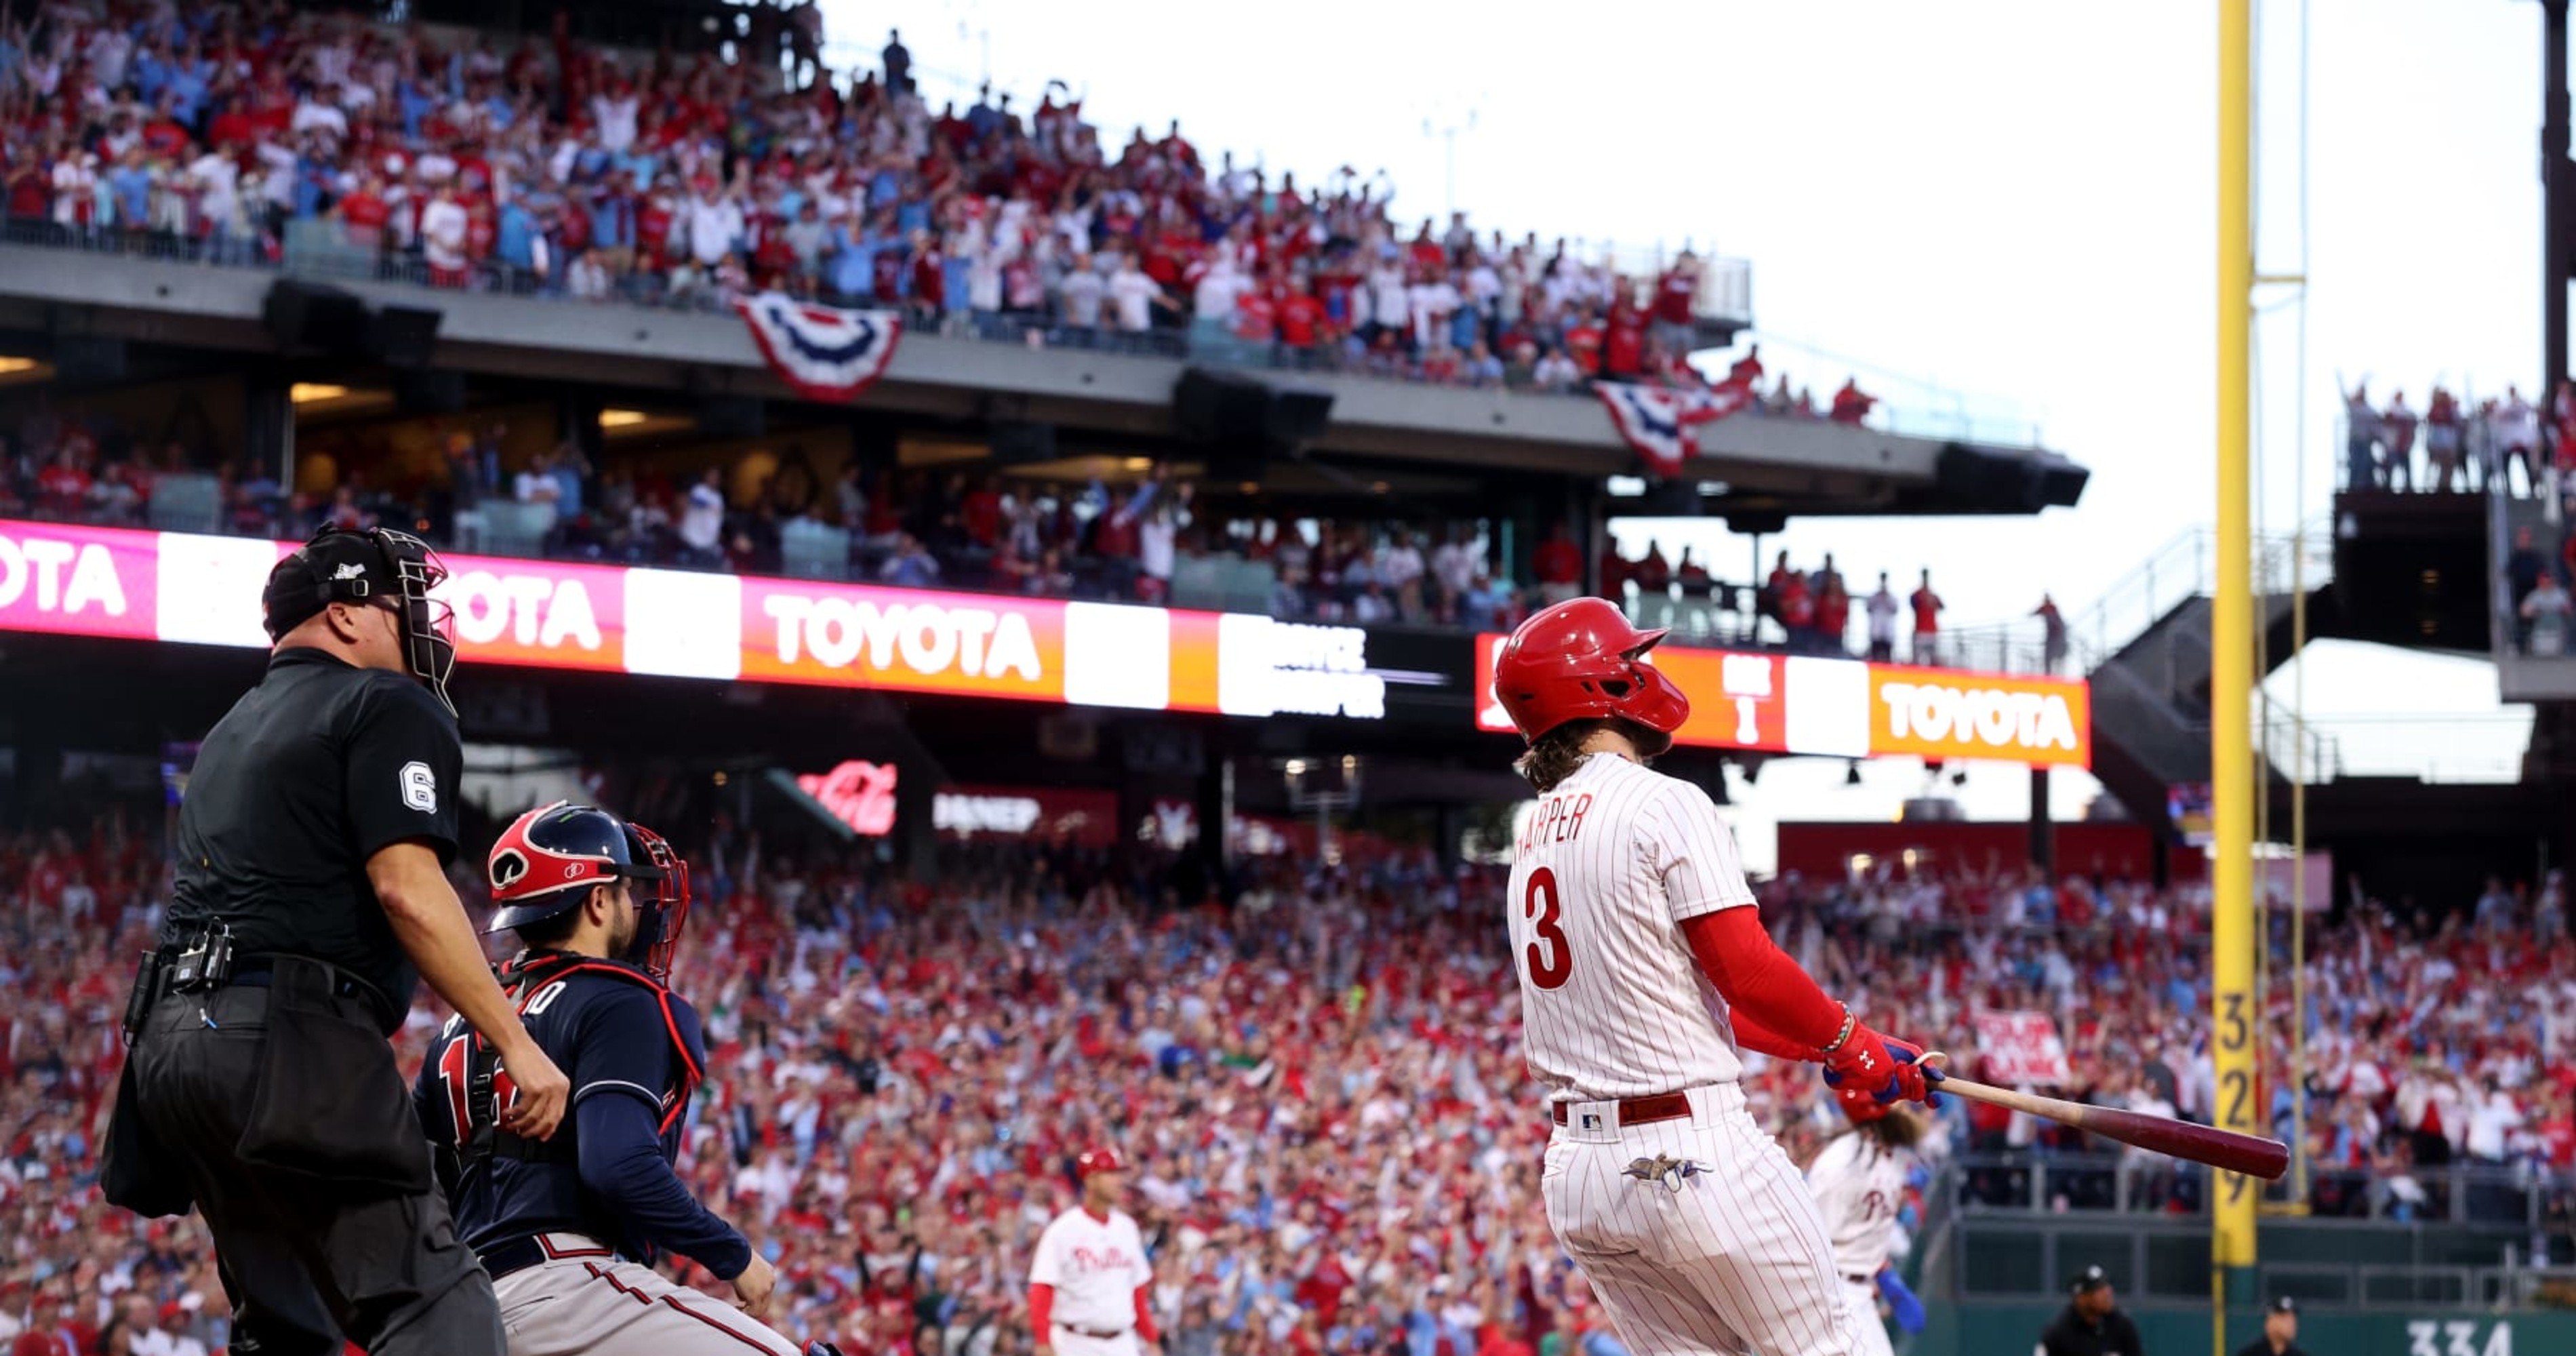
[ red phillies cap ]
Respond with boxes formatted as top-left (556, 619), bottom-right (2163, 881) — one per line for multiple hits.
top-left (1074, 1146), bottom-right (1125, 1177)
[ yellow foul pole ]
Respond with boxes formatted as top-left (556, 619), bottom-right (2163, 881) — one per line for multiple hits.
top-left (2213, 0), bottom-right (2260, 1340)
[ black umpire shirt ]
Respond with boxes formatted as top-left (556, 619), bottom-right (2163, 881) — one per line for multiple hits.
top-left (2235, 1342), bottom-right (2307, 1356)
top-left (165, 648), bottom-right (462, 1031)
top-left (2040, 1304), bottom-right (2146, 1356)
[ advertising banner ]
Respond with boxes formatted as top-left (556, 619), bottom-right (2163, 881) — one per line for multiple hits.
top-left (933, 784), bottom-right (1120, 847)
top-left (1867, 664), bottom-right (2090, 766)
top-left (1970, 1010), bottom-right (2075, 1087)
top-left (0, 521), bottom-right (1461, 723)
top-left (1474, 633), bottom-right (2090, 769)
top-left (0, 521), bottom-right (160, 643)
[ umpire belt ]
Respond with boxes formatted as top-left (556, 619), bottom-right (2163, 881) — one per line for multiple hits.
top-left (1054, 1323), bottom-right (1132, 1340)
top-left (224, 957), bottom-right (395, 1030)
top-left (478, 1232), bottom-right (619, 1282)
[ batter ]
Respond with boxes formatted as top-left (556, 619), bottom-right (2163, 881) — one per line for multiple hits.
top-left (1491, 597), bottom-right (1942, 1356)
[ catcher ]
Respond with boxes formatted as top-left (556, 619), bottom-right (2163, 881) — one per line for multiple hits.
top-left (416, 801), bottom-right (836, 1356)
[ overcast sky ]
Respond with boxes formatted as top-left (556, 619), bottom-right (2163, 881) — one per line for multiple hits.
top-left (821, 0), bottom-right (2545, 871)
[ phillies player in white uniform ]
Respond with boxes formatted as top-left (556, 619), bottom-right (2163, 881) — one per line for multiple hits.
top-left (1029, 1149), bottom-right (1159, 1356)
top-left (1806, 1084), bottom-right (1924, 1356)
top-left (1491, 597), bottom-right (1942, 1356)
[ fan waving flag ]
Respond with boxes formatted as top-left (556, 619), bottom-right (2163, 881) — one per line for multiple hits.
top-left (735, 293), bottom-right (905, 403)
top-left (1592, 381), bottom-right (1754, 477)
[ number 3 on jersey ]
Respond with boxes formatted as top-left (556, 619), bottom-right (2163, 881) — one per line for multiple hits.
top-left (1523, 866), bottom-right (1573, 989)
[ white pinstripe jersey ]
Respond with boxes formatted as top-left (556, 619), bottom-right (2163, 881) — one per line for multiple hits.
top-left (1805, 1132), bottom-right (1909, 1276)
top-left (1506, 752), bottom-right (1758, 1102)
top-left (1030, 1205), bottom-right (1152, 1329)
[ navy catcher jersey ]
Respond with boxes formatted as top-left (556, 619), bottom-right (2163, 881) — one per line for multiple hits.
top-left (414, 952), bottom-right (708, 1259)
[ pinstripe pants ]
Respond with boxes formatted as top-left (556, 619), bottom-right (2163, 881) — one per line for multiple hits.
top-left (1838, 1277), bottom-right (1895, 1356)
top-left (1541, 1085), bottom-right (1861, 1356)
top-left (489, 1234), bottom-right (802, 1356)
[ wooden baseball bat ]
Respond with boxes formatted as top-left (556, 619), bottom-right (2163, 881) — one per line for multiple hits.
top-left (1925, 1060), bottom-right (2291, 1180)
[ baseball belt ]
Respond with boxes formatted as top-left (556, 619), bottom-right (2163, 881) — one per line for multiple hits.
top-left (1550, 1090), bottom-right (1692, 1128)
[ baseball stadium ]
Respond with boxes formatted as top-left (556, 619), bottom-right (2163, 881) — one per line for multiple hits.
top-left (0, 1), bottom-right (2564, 1354)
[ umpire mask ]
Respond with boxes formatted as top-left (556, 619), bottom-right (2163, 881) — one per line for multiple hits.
top-left (262, 526), bottom-right (459, 715)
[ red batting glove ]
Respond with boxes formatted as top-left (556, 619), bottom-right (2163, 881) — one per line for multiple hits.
top-left (1822, 1019), bottom-right (1944, 1107)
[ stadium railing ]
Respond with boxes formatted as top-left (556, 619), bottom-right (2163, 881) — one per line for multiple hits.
top-left (0, 216), bottom-right (2043, 445)
top-left (2338, 406), bottom-right (2535, 498)
top-left (1953, 1150), bottom-right (2564, 1227)
top-left (1948, 1210), bottom-right (2552, 1311)
top-left (1933, 525), bottom-right (2331, 679)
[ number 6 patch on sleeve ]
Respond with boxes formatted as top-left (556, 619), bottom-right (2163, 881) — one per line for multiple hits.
top-left (401, 761), bottom-right (439, 813)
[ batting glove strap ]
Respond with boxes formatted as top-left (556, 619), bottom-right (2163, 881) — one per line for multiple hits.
top-left (1818, 1005), bottom-right (1858, 1054)
top-left (1824, 1022), bottom-right (1944, 1105)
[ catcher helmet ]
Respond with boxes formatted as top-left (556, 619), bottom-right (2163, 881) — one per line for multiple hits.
top-left (1490, 597), bottom-right (1689, 745)
top-left (262, 525), bottom-right (458, 715)
top-left (1074, 1146), bottom-right (1125, 1178)
top-left (485, 801), bottom-right (693, 983)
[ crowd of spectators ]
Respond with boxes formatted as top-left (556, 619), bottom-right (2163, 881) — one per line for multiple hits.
top-left (0, 403), bottom-right (1561, 628)
top-left (2503, 521), bottom-right (2576, 657)
top-left (1603, 542), bottom-right (1975, 663)
top-left (17, 401), bottom-right (1930, 642)
top-left (2343, 377), bottom-right (2570, 499)
top-left (0, 1), bottom-right (1902, 416)
top-left (0, 412), bottom-right (190, 532)
top-left (7, 402), bottom-right (2008, 654)
top-left (0, 782), bottom-right (2572, 1349)
top-left (1803, 861), bottom-right (2576, 1225)
top-left (2348, 374), bottom-right (2576, 660)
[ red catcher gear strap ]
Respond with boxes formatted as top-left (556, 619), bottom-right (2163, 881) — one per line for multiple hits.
top-left (498, 953), bottom-right (705, 1135)
top-left (1678, 909), bottom-right (1848, 1055)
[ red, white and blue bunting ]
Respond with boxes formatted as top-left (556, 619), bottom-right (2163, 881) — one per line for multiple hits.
top-left (1592, 381), bottom-right (1754, 477)
top-left (734, 293), bottom-right (905, 403)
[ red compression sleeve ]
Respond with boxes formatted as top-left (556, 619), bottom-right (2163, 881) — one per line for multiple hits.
top-left (1680, 909), bottom-right (1847, 1052)
top-left (1729, 1007), bottom-right (1827, 1062)
top-left (1134, 1286), bottom-right (1160, 1343)
top-left (1031, 1283), bottom-right (1053, 1336)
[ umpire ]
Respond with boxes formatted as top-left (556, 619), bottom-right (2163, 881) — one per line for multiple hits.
top-left (100, 525), bottom-right (571, 1356)
top-left (2039, 1266), bottom-right (2146, 1356)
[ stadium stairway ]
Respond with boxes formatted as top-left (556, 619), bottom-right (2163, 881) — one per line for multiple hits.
top-left (2083, 588), bottom-right (2314, 833)
top-left (1949, 529), bottom-right (2333, 830)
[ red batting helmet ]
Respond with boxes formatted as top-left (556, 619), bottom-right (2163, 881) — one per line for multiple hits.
top-left (1074, 1146), bottom-right (1125, 1178)
top-left (1491, 597), bottom-right (1690, 745)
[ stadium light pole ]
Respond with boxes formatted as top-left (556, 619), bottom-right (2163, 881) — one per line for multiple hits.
top-left (2212, 0), bottom-right (2261, 1339)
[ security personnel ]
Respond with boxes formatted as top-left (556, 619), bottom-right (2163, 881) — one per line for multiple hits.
top-left (2232, 1297), bottom-right (2306, 1356)
top-left (100, 525), bottom-right (571, 1356)
top-left (2038, 1266), bottom-right (2146, 1356)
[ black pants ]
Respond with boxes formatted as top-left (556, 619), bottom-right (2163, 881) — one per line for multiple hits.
top-left (128, 980), bottom-right (504, 1356)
